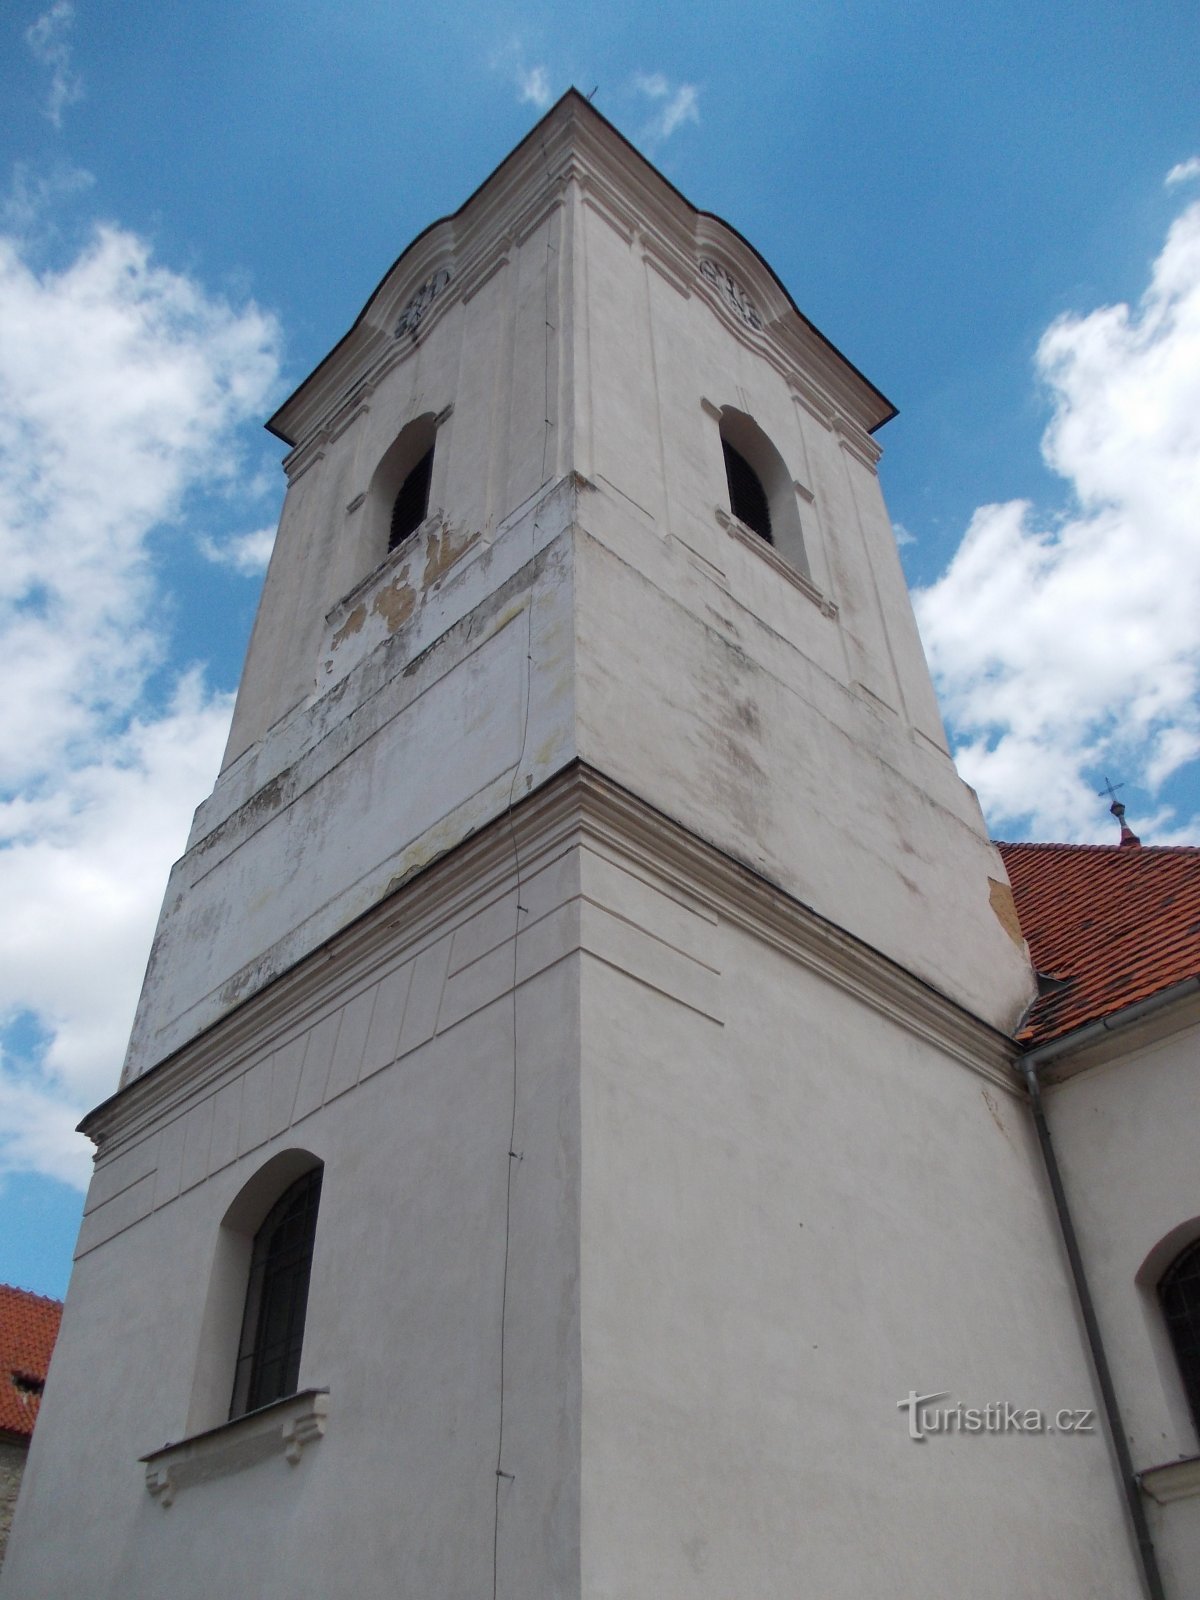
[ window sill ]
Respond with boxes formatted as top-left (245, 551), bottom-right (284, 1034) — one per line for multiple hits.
top-left (140, 1388), bottom-right (329, 1507)
top-left (1139, 1453), bottom-right (1200, 1505)
top-left (715, 507), bottom-right (837, 618)
top-left (324, 514), bottom-right (440, 632)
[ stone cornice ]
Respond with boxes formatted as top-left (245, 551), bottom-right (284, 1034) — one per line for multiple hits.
top-left (268, 93), bottom-right (894, 457)
top-left (83, 762), bottom-right (1019, 1158)
top-left (84, 768), bottom-right (587, 1156)
top-left (571, 766), bottom-right (1017, 1090)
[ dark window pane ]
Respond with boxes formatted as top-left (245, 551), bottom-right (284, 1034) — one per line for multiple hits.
top-left (231, 1167), bottom-right (322, 1418)
top-left (1161, 1239), bottom-right (1200, 1432)
top-left (722, 439), bottom-right (772, 544)
top-left (389, 447), bottom-right (434, 551)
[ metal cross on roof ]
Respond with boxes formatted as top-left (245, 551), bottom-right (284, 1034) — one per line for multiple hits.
top-left (1097, 776), bottom-right (1141, 846)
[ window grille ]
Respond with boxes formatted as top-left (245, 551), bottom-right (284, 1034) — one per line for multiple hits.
top-left (1160, 1238), bottom-right (1200, 1431)
top-left (231, 1166), bottom-right (322, 1418)
top-left (722, 438), bottom-right (772, 543)
top-left (389, 446), bottom-right (434, 551)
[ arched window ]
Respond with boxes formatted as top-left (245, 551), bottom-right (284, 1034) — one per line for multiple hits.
top-left (389, 445), bottom-right (434, 551)
top-left (722, 438), bottom-right (772, 544)
top-left (716, 407), bottom-right (809, 576)
top-left (365, 412), bottom-right (439, 562)
top-left (1159, 1239), bottom-right (1200, 1430)
top-left (230, 1165), bottom-right (323, 1418)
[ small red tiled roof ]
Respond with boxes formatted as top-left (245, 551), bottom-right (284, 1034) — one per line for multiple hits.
top-left (0, 1284), bottom-right (62, 1441)
top-left (998, 840), bottom-right (1200, 1046)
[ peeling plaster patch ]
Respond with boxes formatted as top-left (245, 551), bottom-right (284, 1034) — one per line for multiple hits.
top-left (372, 579), bottom-right (416, 633)
top-left (988, 877), bottom-right (1025, 947)
top-left (330, 603), bottom-right (367, 651)
top-left (422, 522), bottom-right (478, 588)
top-left (325, 524), bottom-right (478, 669)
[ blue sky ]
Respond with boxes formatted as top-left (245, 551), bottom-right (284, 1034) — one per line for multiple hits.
top-left (1, 0), bottom-right (1198, 1298)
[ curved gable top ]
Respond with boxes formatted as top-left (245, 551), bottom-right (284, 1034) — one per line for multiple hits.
top-left (267, 89), bottom-right (897, 448)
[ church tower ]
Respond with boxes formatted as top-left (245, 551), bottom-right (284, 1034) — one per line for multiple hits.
top-left (3, 94), bottom-right (1145, 1598)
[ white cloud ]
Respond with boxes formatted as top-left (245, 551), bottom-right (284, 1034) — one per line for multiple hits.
top-left (1, 161), bottom-right (93, 235)
top-left (1166, 157), bottom-right (1200, 188)
top-left (633, 70), bottom-right (671, 98)
top-left (0, 1077), bottom-right (88, 1191)
top-left (0, 680), bottom-right (233, 1187)
top-left (632, 71), bottom-right (700, 144)
top-left (491, 38), bottom-right (553, 112)
top-left (892, 520), bottom-right (916, 547)
top-left (200, 524), bottom-right (276, 575)
top-left (24, 1), bottom-right (84, 129)
top-left (518, 65), bottom-right (552, 110)
top-left (915, 197), bottom-right (1200, 842)
top-left (0, 214), bottom-right (282, 1187)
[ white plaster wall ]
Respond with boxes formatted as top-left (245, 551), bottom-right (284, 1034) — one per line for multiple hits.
top-left (6, 797), bottom-right (1138, 1600)
top-left (3, 849), bottom-right (582, 1600)
top-left (1044, 1007), bottom-right (1200, 1598)
top-left (573, 185), bottom-right (941, 747)
top-left (566, 161), bottom-right (1029, 1033)
top-left (576, 851), bottom-right (1138, 1597)
top-left (572, 485), bottom-right (1029, 1032)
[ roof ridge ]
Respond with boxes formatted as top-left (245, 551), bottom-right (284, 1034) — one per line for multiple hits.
top-left (996, 839), bottom-right (1200, 855)
top-left (0, 1284), bottom-right (64, 1309)
top-left (995, 841), bottom-right (1115, 856)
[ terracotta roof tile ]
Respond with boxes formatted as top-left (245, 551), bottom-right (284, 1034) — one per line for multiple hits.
top-left (997, 840), bottom-right (1200, 1046)
top-left (0, 1284), bottom-right (62, 1441)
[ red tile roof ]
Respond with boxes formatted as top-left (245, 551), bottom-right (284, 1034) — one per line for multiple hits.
top-left (998, 841), bottom-right (1200, 1046)
top-left (0, 1285), bottom-right (62, 1441)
